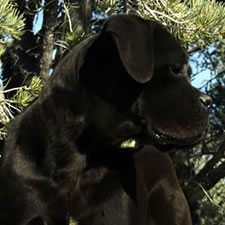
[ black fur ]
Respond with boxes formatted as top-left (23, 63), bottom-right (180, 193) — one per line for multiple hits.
top-left (0, 15), bottom-right (211, 225)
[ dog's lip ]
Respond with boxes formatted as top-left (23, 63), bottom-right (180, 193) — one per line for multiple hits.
top-left (118, 128), bottom-right (204, 151)
top-left (150, 128), bottom-right (203, 149)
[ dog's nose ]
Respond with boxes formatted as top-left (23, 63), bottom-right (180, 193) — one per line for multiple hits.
top-left (199, 94), bottom-right (212, 110)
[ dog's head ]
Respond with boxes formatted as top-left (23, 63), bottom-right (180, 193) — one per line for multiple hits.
top-left (55, 15), bottom-right (212, 151)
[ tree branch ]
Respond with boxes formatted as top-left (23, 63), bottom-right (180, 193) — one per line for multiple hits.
top-left (195, 138), bottom-right (225, 186)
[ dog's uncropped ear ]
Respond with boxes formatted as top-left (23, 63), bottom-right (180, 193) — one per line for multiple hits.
top-left (103, 15), bottom-right (187, 83)
top-left (103, 15), bottom-right (153, 84)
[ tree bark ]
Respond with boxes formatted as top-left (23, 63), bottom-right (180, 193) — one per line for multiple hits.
top-left (70, 0), bottom-right (93, 32)
top-left (39, 0), bottom-right (58, 82)
top-left (195, 138), bottom-right (225, 189)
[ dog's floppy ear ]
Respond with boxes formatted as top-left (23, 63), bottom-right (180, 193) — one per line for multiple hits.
top-left (103, 15), bottom-right (153, 84)
top-left (103, 15), bottom-right (187, 83)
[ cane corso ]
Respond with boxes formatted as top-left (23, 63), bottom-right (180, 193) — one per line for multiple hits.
top-left (0, 15), bottom-right (211, 225)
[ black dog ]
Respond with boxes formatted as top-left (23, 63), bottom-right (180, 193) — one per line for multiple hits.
top-left (0, 15), bottom-right (211, 225)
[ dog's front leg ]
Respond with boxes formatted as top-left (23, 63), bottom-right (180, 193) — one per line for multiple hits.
top-left (135, 147), bottom-right (193, 225)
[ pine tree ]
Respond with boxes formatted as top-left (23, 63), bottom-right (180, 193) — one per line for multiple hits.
top-left (0, 0), bottom-right (25, 56)
top-left (0, 0), bottom-right (24, 137)
top-left (0, 0), bottom-right (43, 138)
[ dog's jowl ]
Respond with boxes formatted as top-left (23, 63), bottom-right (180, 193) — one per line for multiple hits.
top-left (0, 15), bottom-right (211, 225)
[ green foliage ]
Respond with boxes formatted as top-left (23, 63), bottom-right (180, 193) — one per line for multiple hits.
top-left (0, 76), bottom-right (43, 139)
top-left (0, 0), bottom-right (25, 56)
top-left (66, 26), bottom-right (91, 47)
top-left (138, 0), bottom-right (225, 48)
top-left (139, 0), bottom-right (225, 48)
top-left (95, 0), bottom-right (225, 48)
top-left (198, 179), bottom-right (225, 224)
top-left (13, 76), bottom-right (43, 109)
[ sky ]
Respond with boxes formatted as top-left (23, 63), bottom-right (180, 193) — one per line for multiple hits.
top-left (190, 62), bottom-right (212, 89)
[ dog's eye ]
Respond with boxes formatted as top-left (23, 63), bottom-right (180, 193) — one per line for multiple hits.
top-left (169, 64), bottom-right (186, 77)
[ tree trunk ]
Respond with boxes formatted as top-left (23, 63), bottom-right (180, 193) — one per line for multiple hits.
top-left (69, 0), bottom-right (93, 32)
top-left (39, 0), bottom-right (58, 82)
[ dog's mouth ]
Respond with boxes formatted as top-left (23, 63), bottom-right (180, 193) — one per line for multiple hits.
top-left (149, 128), bottom-right (204, 150)
top-left (115, 117), bottom-right (207, 151)
top-left (119, 127), bottom-right (204, 151)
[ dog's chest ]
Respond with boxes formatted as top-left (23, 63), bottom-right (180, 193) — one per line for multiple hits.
top-left (70, 167), bottom-right (138, 224)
